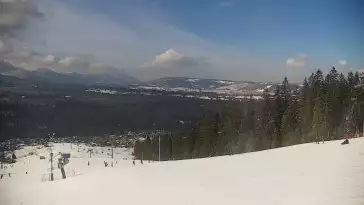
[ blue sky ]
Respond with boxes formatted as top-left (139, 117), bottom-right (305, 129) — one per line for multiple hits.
top-left (5, 0), bottom-right (364, 82)
top-left (81, 0), bottom-right (364, 61)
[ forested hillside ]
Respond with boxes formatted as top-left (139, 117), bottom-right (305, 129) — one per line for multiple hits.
top-left (134, 68), bottom-right (364, 160)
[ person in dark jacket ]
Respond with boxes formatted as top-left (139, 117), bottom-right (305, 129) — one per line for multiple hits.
top-left (341, 139), bottom-right (349, 145)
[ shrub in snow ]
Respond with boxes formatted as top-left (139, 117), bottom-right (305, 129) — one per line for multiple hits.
top-left (5, 156), bottom-right (15, 164)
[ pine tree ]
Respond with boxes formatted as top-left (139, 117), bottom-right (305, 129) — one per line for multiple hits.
top-left (313, 70), bottom-right (324, 97)
top-left (312, 92), bottom-right (325, 143)
top-left (343, 107), bottom-right (356, 139)
top-left (272, 86), bottom-right (281, 148)
top-left (323, 67), bottom-right (340, 140)
top-left (354, 72), bottom-right (360, 87)
top-left (196, 116), bottom-right (215, 158)
top-left (171, 134), bottom-right (182, 160)
top-left (191, 122), bottom-right (204, 158)
top-left (300, 77), bottom-right (314, 142)
top-left (210, 113), bottom-right (221, 156)
top-left (180, 128), bottom-right (196, 159)
top-left (11, 153), bottom-right (16, 160)
top-left (281, 95), bottom-right (302, 146)
top-left (347, 71), bottom-right (355, 92)
top-left (244, 94), bottom-right (257, 151)
top-left (260, 88), bottom-right (275, 149)
top-left (273, 77), bottom-right (291, 147)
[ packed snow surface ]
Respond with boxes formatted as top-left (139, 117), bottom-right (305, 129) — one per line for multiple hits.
top-left (1, 138), bottom-right (364, 205)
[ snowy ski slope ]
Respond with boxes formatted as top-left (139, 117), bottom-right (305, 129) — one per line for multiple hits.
top-left (1, 138), bottom-right (364, 205)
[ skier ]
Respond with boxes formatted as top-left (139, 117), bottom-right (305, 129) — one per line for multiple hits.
top-left (341, 138), bottom-right (349, 145)
top-left (1, 174), bottom-right (3, 179)
top-left (132, 160), bottom-right (135, 166)
top-left (8, 173), bottom-right (11, 177)
top-left (88, 161), bottom-right (90, 166)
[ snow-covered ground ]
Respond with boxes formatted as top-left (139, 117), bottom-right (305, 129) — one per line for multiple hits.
top-left (1, 138), bottom-right (364, 205)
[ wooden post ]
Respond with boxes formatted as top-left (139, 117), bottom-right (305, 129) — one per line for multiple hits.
top-left (50, 152), bottom-right (54, 181)
top-left (61, 166), bottom-right (66, 179)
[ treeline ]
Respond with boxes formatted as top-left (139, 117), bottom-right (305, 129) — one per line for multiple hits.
top-left (134, 68), bottom-right (364, 161)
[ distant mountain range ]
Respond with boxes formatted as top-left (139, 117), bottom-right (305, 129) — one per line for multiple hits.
top-left (131, 77), bottom-right (301, 96)
top-left (0, 61), bottom-right (139, 86)
top-left (1, 61), bottom-right (301, 96)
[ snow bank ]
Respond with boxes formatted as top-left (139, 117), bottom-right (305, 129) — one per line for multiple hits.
top-left (1, 139), bottom-right (363, 205)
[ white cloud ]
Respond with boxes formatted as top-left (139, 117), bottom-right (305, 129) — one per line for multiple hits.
top-left (139, 49), bottom-right (212, 80)
top-left (338, 60), bottom-right (348, 66)
top-left (54, 56), bottom-right (93, 73)
top-left (147, 49), bottom-right (184, 67)
top-left (42, 54), bottom-right (56, 64)
top-left (286, 54), bottom-right (308, 67)
top-left (218, 1), bottom-right (233, 7)
top-left (58, 57), bottom-right (78, 67)
top-left (142, 49), bottom-right (209, 70)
